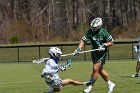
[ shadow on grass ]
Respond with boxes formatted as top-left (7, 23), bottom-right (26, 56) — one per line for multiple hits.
top-left (120, 75), bottom-right (132, 78)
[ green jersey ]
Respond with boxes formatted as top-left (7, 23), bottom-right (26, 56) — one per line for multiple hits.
top-left (81, 27), bottom-right (113, 64)
top-left (81, 28), bottom-right (113, 49)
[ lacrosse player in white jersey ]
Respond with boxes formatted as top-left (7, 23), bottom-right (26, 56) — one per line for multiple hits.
top-left (41, 47), bottom-right (85, 93)
top-left (132, 36), bottom-right (140, 77)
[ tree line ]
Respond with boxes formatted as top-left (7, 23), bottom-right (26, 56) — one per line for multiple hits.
top-left (0, 0), bottom-right (140, 44)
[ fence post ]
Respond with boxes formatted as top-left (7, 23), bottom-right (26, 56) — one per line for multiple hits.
top-left (84, 45), bottom-right (86, 61)
top-left (17, 47), bottom-right (19, 62)
top-left (132, 42), bottom-right (134, 59)
top-left (39, 46), bottom-right (41, 59)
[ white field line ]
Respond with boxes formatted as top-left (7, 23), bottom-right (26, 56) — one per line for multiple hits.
top-left (0, 80), bottom-right (31, 85)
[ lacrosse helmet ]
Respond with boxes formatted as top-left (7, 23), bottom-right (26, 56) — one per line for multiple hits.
top-left (49, 47), bottom-right (62, 59)
top-left (90, 17), bottom-right (102, 33)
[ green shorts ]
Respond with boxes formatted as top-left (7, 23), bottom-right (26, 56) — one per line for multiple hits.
top-left (91, 51), bottom-right (107, 65)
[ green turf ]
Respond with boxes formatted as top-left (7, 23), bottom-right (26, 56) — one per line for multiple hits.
top-left (0, 60), bottom-right (140, 93)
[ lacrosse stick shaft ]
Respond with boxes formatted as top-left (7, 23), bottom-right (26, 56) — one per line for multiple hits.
top-left (61, 49), bottom-right (99, 57)
top-left (33, 49), bottom-right (99, 64)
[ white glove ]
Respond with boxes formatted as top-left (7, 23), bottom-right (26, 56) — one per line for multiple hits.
top-left (98, 45), bottom-right (105, 51)
top-left (133, 46), bottom-right (138, 52)
top-left (98, 43), bottom-right (107, 51)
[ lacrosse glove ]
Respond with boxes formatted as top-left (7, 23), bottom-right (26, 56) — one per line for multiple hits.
top-left (74, 48), bottom-right (81, 56)
top-left (41, 73), bottom-right (47, 78)
top-left (98, 43), bottom-right (107, 51)
top-left (59, 65), bottom-right (67, 71)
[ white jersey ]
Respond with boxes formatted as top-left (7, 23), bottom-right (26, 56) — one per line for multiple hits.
top-left (42, 58), bottom-right (60, 78)
top-left (41, 58), bottom-right (62, 87)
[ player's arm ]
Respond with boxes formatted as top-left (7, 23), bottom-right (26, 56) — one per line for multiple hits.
top-left (74, 40), bottom-right (85, 56)
top-left (104, 30), bottom-right (114, 47)
top-left (74, 32), bottom-right (89, 56)
top-left (106, 40), bottom-right (113, 47)
top-left (78, 40), bottom-right (85, 49)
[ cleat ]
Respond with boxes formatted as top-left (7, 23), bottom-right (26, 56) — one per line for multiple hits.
top-left (108, 82), bottom-right (115, 93)
top-left (84, 85), bottom-right (92, 93)
top-left (45, 89), bottom-right (54, 93)
top-left (131, 74), bottom-right (139, 78)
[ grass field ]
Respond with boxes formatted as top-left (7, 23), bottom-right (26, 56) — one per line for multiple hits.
top-left (0, 60), bottom-right (140, 93)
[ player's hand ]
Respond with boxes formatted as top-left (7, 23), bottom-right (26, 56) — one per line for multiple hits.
top-left (74, 48), bottom-right (81, 56)
top-left (59, 65), bottom-right (67, 71)
top-left (41, 73), bottom-right (46, 78)
top-left (98, 43), bottom-right (106, 51)
top-left (133, 46), bottom-right (138, 52)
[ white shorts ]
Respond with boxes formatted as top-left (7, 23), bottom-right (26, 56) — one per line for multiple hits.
top-left (45, 74), bottom-right (62, 88)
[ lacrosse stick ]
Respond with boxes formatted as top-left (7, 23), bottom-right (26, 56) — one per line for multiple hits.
top-left (32, 49), bottom-right (99, 64)
top-left (61, 49), bottom-right (100, 57)
top-left (32, 58), bottom-right (49, 64)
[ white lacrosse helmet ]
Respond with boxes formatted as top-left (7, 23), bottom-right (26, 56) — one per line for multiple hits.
top-left (90, 17), bottom-right (102, 32)
top-left (49, 47), bottom-right (62, 59)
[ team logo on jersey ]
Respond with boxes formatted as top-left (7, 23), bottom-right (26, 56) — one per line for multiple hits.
top-left (92, 37), bottom-right (103, 41)
top-left (51, 66), bottom-right (59, 70)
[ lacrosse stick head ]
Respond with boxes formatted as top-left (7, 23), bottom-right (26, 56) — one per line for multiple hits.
top-left (32, 59), bottom-right (43, 64)
top-left (32, 58), bottom-right (49, 64)
top-left (67, 58), bottom-right (72, 67)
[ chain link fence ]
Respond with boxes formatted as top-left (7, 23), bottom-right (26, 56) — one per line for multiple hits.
top-left (0, 41), bottom-right (138, 63)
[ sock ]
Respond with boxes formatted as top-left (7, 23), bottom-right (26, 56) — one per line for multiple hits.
top-left (89, 78), bottom-right (95, 84)
top-left (47, 89), bottom-right (54, 93)
top-left (107, 80), bottom-right (112, 84)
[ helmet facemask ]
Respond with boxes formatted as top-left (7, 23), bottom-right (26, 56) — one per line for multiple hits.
top-left (91, 26), bottom-right (100, 33)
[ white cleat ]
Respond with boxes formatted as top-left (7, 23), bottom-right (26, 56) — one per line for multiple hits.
top-left (108, 82), bottom-right (115, 93)
top-left (84, 85), bottom-right (93, 93)
top-left (131, 74), bottom-right (139, 78)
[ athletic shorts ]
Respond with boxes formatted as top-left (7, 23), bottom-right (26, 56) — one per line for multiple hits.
top-left (45, 74), bottom-right (62, 88)
top-left (91, 51), bottom-right (107, 65)
top-left (138, 53), bottom-right (140, 62)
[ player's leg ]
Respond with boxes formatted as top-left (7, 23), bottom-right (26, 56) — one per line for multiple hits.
top-left (136, 61), bottom-right (140, 74)
top-left (85, 62), bottom-right (101, 85)
top-left (84, 62), bottom-right (101, 93)
top-left (132, 54), bottom-right (140, 77)
top-left (44, 74), bottom-right (62, 93)
top-left (61, 79), bottom-right (85, 86)
top-left (99, 65), bottom-right (115, 93)
top-left (136, 54), bottom-right (140, 76)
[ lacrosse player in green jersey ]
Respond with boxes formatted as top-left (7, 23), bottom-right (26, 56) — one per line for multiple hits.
top-left (132, 36), bottom-right (140, 77)
top-left (74, 17), bottom-right (115, 93)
